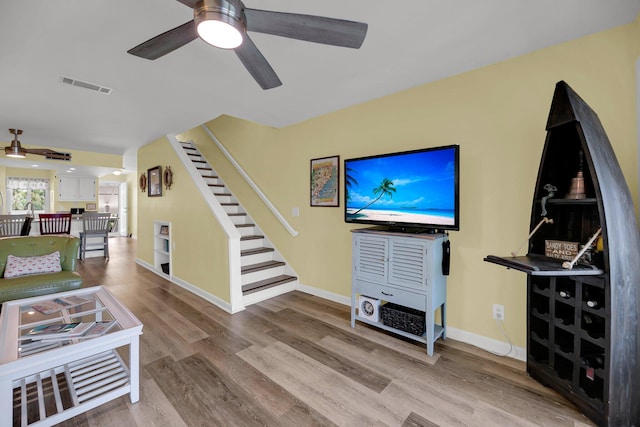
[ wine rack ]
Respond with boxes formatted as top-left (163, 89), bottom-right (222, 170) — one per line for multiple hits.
top-left (485, 81), bottom-right (640, 426)
top-left (526, 275), bottom-right (608, 420)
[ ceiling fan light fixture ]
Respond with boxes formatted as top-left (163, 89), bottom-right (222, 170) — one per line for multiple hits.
top-left (5, 145), bottom-right (26, 159)
top-left (197, 18), bottom-right (243, 49)
top-left (194, 0), bottom-right (244, 49)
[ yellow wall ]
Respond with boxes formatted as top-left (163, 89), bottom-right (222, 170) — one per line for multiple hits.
top-left (136, 136), bottom-right (230, 301)
top-left (138, 19), bottom-right (640, 347)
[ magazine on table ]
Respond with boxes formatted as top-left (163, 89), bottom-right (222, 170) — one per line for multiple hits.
top-left (76, 321), bottom-right (118, 338)
top-left (30, 295), bottom-right (92, 315)
top-left (19, 322), bottom-right (95, 340)
top-left (18, 340), bottom-right (64, 356)
top-left (19, 320), bottom-right (118, 343)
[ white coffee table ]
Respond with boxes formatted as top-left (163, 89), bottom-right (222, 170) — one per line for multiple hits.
top-left (0, 286), bottom-right (143, 426)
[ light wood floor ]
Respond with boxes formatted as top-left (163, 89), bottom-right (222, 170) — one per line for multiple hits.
top-left (48, 237), bottom-right (594, 426)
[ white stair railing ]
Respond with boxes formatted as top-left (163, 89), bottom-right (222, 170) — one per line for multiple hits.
top-left (200, 125), bottom-right (299, 237)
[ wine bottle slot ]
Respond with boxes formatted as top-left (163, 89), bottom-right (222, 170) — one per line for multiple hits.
top-left (586, 299), bottom-right (600, 309)
top-left (582, 354), bottom-right (604, 369)
top-left (556, 335), bottom-right (574, 353)
top-left (583, 287), bottom-right (604, 309)
top-left (559, 290), bottom-right (572, 299)
top-left (582, 313), bottom-right (605, 339)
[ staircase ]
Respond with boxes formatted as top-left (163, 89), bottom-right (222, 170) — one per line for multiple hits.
top-left (179, 141), bottom-right (297, 304)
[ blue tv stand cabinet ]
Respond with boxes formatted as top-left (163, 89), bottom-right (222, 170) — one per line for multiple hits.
top-left (350, 228), bottom-right (447, 356)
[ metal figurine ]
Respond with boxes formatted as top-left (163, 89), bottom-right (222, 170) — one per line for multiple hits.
top-left (540, 183), bottom-right (557, 216)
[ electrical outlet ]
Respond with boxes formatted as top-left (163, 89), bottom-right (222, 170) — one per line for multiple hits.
top-left (493, 304), bottom-right (505, 321)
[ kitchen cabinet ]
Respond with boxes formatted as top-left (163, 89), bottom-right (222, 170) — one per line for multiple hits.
top-left (58, 177), bottom-right (96, 201)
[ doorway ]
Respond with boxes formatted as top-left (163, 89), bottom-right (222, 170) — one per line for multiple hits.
top-left (98, 181), bottom-right (128, 236)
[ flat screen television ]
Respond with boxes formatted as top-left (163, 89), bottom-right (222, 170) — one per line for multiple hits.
top-left (344, 145), bottom-right (459, 231)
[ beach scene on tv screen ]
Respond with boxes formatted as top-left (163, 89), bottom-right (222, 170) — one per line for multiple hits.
top-left (345, 148), bottom-right (456, 226)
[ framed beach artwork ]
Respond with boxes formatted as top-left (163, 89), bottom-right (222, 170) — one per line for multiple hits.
top-left (310, 155), bottom-right (340, 207)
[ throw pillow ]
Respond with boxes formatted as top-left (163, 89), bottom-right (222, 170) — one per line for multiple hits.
top-left (4, 251), bottom-right (62, 278)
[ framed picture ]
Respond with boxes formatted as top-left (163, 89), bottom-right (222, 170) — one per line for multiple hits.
top-left (159, 225), bottom-right (169, 235)
top-left (148, 166), bottom-right (163, 197)
top-left (310, 155), bottom-right (339, 207)
top-left (85, 202), bottom-right (97, 211)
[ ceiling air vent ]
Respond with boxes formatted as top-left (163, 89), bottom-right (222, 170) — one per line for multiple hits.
top-left (60, 76), bottom-right (112, 95)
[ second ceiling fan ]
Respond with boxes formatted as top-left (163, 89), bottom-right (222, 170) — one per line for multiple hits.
top-left (4, 129), bottom-right (71, 161)
top-left (127, 0), bottom-right (368, 89)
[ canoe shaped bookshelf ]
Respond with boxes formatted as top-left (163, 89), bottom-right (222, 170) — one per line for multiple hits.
top-left (484, 81), bottom-right (640, 426)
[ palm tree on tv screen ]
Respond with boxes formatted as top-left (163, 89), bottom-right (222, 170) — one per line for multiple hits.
top-left (345, 166), bottom-right (358, 201)
top-left (352, 178), bottom-right (396, 215)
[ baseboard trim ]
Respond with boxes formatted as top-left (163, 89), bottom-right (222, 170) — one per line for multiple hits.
top-left (136, 259), bottom-right (236, 313)
top-left (296, 281), bottom-right (526, 361)
top-left (445, 326), bottom-right (526, 361)
top-left (297, 282), bottom-right (351, 306)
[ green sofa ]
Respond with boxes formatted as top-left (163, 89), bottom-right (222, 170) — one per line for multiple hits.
top-left (0, 235), bottom-right (82, 304)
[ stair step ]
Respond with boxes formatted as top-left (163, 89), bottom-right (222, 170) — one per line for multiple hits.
top-left (242, 260), bottom-right (285, 274)
top-left (229, 212), bottom-right (249, 225)
top-left (241, 247), bottom-right (275, 257)
top-left (241, 235), bottom-right (264, 241)
top-left (183, 143), bottom-right (295, 301)
top-left (242, 274), bottom-right (297, 295)
top-left (240, 247), bottom-right (275, 265)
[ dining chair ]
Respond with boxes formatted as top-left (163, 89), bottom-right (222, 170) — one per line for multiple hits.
top-left (0, 214), bottom-right (28, 237)
top-left (79, 212), bottom-right (112, 260)
top-left (39, 213), bottom-right (72, 235)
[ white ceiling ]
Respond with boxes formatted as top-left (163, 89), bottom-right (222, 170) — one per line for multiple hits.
top-left (1, 0), bottom-right (639, 170)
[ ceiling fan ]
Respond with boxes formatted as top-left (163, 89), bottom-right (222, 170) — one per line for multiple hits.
top-left (4, 129), bottom-right (71, 161)
top-left (127, 0), bottom-right (368, 89)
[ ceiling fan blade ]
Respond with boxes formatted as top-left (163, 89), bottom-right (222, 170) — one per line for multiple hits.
top-left (244, 9), bottom-right (368, 49)
top-left (127, 21), bottom-right (197, 60)
top-left (25, 148), bottom-right (71, 161)
top-left (234, 34), bottom-right (282, 90)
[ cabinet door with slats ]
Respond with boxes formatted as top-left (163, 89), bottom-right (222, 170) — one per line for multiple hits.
top-left (388, 238), bottom-right (427, 290)
top-left (353, 235), bottom-right (388, 282)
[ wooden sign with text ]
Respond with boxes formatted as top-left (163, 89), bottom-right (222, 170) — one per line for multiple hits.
top-left (545, 240), bottom-right (579, 261)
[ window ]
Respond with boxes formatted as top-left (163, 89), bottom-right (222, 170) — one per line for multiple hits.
top-left (6, 177), bottom-right (50, 214)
